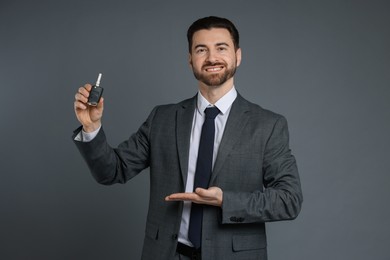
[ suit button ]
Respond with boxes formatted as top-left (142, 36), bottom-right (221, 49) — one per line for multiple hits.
top-left (230, 216), bottom-right (245, 222)
top-left (230, 217), bottom-right (237, 222)
top-left (172, 234), bottom-right (178, 240)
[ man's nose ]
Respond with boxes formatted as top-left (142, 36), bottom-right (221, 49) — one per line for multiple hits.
top-left (206, 50), bottom-right (219, 63)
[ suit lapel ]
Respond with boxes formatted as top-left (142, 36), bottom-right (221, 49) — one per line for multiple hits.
top-left (210, 94), bottom-right (250, 184)
top-left (176, 95), bottom-right (197, 188)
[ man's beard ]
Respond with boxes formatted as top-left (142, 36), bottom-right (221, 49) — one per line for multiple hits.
top-left (192, 61), bottom-right (237, 87)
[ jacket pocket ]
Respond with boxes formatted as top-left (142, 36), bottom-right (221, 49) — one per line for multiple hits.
top-left (145, 222), bottom-right (159, 240)
top-left (232, 234), bottom-right (266, 252)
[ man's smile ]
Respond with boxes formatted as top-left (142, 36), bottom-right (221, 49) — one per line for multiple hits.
top-left (204, 65), bottom-right (224, 72)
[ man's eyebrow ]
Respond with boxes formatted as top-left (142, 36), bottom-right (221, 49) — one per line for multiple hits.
top-left (194, 42), bottom-right (230, 49)
top-left (194, 44), bottom-right (207, 49)
top-left (216, 42), bottom-right (230, 47)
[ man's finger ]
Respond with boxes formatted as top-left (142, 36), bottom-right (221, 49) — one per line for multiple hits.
top-left (74, 100), bottom-right (87, 110)
top-left (165, 192), bottom-right (199, 201)
top-left (83, 84), bottom-right (92, 92)
top-left (75, 92), bottom-right (88, 103)
top-left (78, 86), bottom-right (90, 97)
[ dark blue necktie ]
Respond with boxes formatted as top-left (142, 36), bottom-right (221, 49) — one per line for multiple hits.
top-left (188, 106), bottom-right (220, 249)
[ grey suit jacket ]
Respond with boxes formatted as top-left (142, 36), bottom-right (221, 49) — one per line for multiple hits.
top-left (73, 93), bottom-right (303, 260)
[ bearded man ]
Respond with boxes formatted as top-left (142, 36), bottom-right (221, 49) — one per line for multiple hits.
top-left (73, 16), bottom-right (303, 260)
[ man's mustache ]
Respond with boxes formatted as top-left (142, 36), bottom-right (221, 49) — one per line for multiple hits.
top-left (202, 61), bottom-right (226, 68)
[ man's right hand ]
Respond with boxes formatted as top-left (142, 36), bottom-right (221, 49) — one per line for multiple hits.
top-left (74, 84), bottom-right (104, 133)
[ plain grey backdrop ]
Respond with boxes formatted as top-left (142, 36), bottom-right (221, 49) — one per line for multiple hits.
top-left (1, 0), bottom-right (389, 259)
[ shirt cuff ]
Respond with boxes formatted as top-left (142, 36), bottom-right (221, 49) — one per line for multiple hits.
top-left (74, 126), bottom-right (101, 142)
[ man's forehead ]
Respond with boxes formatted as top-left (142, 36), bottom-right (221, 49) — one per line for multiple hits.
top-left (192, 28), bottom-right (233, 46)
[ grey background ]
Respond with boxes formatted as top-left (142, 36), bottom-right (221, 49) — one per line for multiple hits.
top-left (1, 0), bottom-right (389, 259)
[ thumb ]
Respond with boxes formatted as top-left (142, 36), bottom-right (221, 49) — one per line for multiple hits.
top-left (97, 97), bottom-right (104, 110)
top-left (194, 187), bottom-right (207, 196)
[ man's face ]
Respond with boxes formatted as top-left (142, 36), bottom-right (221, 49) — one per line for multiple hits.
top-left (189, 28), bottom-right (241, 88)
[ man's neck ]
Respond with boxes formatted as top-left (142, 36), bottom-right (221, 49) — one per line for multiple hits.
top-left (198, 78), bottom-right (234, 104)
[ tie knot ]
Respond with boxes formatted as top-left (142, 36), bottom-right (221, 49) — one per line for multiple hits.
top-left (204, 107), bottom-right (220, 119)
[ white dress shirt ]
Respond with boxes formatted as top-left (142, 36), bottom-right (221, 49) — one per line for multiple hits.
top-left (178, 87), bottom-right (237, 246)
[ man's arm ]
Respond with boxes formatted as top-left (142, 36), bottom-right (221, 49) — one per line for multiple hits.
top-left (73, 120), bottom-right (152, 185)
top-left (73, 83), bottom-right (154, 185)
top-left (166, 116), bottom-right (303, 223)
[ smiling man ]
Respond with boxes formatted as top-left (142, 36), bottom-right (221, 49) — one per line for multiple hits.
top-left (73, 16), bottom-right (302, 260)
top-left (190, 27), bottom-right (241, 90)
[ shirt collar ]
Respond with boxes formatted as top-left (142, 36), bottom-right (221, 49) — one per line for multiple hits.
top-left (196, 86), bottom-right (237, 116)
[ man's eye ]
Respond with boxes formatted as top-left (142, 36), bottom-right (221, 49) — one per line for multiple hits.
top-left (196, 49), bottom-right (206, 54)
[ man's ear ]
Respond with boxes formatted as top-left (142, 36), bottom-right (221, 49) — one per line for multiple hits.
top-left (188, 53), bottom-right (193, 67)
top-left (236, 48), bottom-right (242, 67)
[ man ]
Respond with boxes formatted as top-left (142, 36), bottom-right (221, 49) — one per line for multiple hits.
top-left (73, 16), bottom-right (302, 260)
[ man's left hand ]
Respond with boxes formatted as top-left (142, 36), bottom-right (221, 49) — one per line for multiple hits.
top-left (165, 187), bottom-right (223, 207)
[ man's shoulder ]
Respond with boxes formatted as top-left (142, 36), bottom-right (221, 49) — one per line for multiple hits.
top-left (145, 95), bottom-right (196, 121)
top-left (153, 95), bottom-right (196, 111)
top-left (236, 94), bottom-right (284, 121)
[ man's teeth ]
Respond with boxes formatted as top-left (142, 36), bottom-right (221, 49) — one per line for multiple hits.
top-left (206, 67), bottom-right (223, 72)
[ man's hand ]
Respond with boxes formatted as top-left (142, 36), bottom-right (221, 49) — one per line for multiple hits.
top-left (74, 84), bottom-right (104, 132)
top-left (165, 187), bottom-right (223, 207)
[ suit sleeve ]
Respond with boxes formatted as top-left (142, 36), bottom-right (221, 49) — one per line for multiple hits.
top-left (72, 107), bottom-right (157, 185)
top-left (221, 116), bottom-right (303, 223)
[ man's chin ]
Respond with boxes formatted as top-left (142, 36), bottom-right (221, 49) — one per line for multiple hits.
top-left (194, 69), bottom-right (235, 87)
top-left (202, 81), bottom-right (223, 88)
top-left (201, 75), bottom-right (227, 87)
